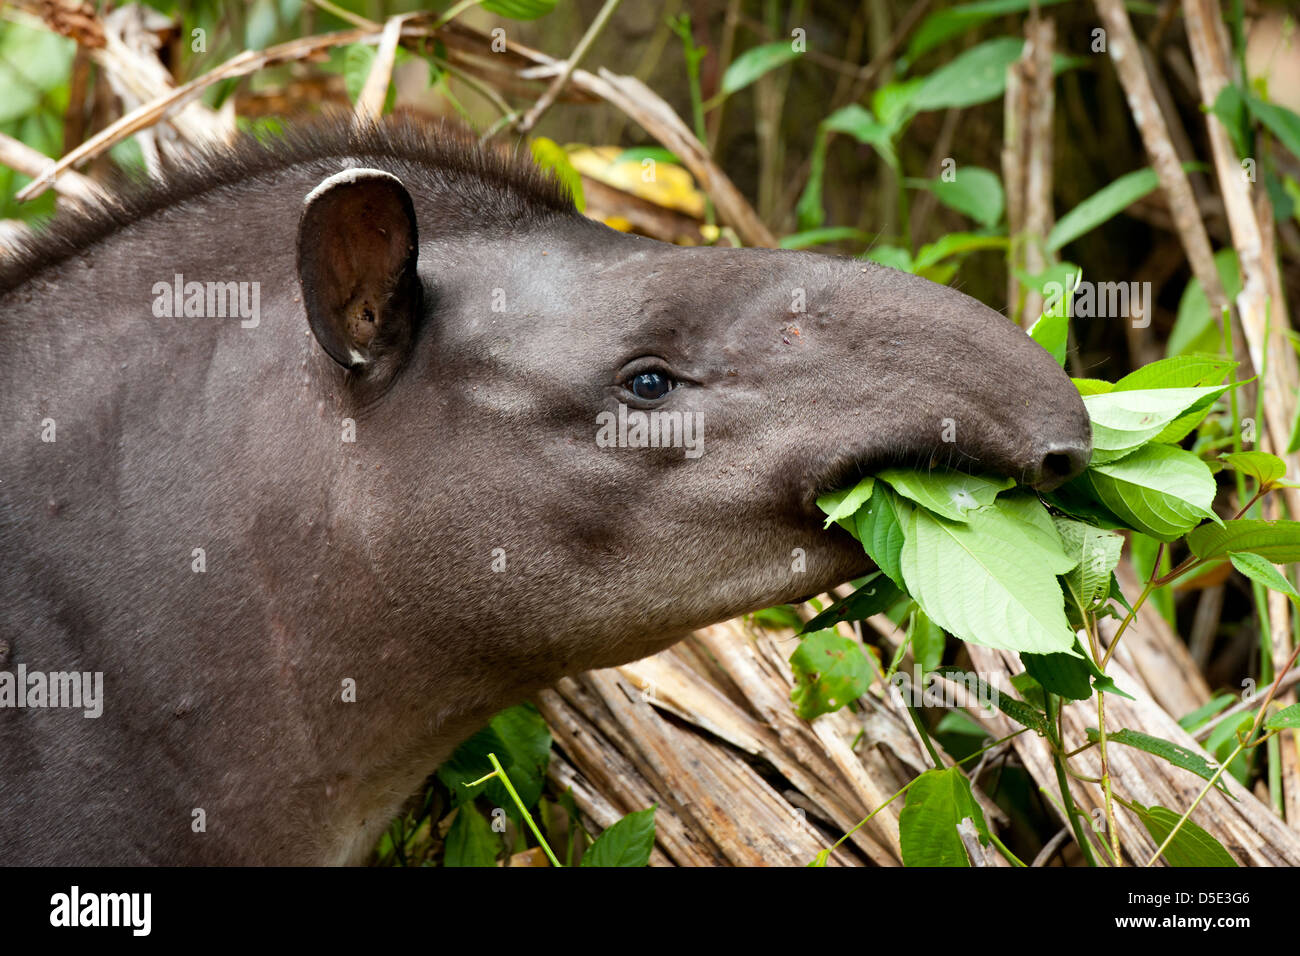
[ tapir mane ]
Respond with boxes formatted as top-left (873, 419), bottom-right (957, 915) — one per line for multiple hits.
top-left (0, 113), bottom-right (579, 294)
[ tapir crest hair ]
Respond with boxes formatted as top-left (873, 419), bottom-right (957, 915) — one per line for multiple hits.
top-left (0, 113), bottom-right (579, 293)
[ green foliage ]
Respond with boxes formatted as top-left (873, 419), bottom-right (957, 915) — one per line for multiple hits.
top-left (1084, 728), bottom-right (1232, 794)
top-left (800, 572), bottom-right (904, 634)
top-left (917, 166), bottom-right (1004, 228)
top-left (1228, 552), bottom-right (1298, 600)
top-left (900, 497), bottom-right (1078, 655)
top-left (443, 805), bottom-right (500, 867)
top-left (481, 0), bottom-right (559, 20)
top-left (1128, 803), bottom-right (1237, 867)
top-left (1188, 520), bottom-right (1300, 563)
top-left (580, 806), bottom-right (657, 867)
top-left (875, 469), bottom-right (1012, 521)
top-left (911, 37), bottom-right (1026, 111)
top-left (817, 475), bottom-right (875, 528)
top-left (1266, 704), bottom-right (1300, 732)
top-left (790, 629), bottom-right (873, 720)
top-left (1047, 168), bottom-right (1159, 252)
top-left (905, 0), bottom-right (1072, 65)
top-left (1221, 451), bottom-right (1287, 488)
top-left (899, 767), bottom-right (990, 866)
top-left (1169, 251), bottom-right (1242, 356)
top-left (719, 41), bottom-right (800, 96)
top-left (438, 704), bottom-right (551, 819)
top-left (529, 137), bottom-right (586, 212)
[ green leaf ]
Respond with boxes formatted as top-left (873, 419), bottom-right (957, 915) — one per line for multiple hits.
top-left (1245, 95), bottom-right (1300, 162)
top-left (1084, 444), bottom-right (1218, 542)
top-left (905, 0), bottom-right (1072, 63)
top-left (920, 166), bottom-right (1004, 228)
top-left (1228, 552), bottom-right (1298, 599)
top-left (934, 666), bottom-right (1050, 733)
top-left (720, 41), bottom-right (800, 95)
top-left (801, 573), bottom-right (903, 634)
top-left (899, 499), bottom-right (1077, 656)
top-left (443, 806), bottom-right (500, 867)
top-left (1028, 310), bottom-right (1068, 367)
top-left (1129, 803), bottom-right (1237, 867)
top-left (876, 469), bottom-right (1013, 522)
top-left (1265, 703), bottom-right (1300, 731)
top-left (911, 37), bottom-right (1025, 112)
top-left (899, 767), bottom-right (990, 867)
top-left (1054, 516), bottom-right (1124, 611)
top-left (871, 78), bottom-right (925, 134)
top-left (342, 43), bottom-right (376, 103)
top-left (790, 630), bottom-right (873, 719)
top-left (910, 609), bottom-right (947, 674)
top-left (1210, 84), bottom-right (1252, 159)
top-left (481, 0), bottom-right (559, 19)
top-left (1188, 519), bottom-right (1300, 563)
top-left (1048, 168), bottom-right (1161, 252)
top-left (581, 806), bottom-right (657, 867)
top-left (437, 704), bottom-right (552, 818)
top-left (911, 232), bottom-right (1008, 270)
top-left (1177, 694), bottom-right (1236, 731)
top-left (1072, 378), bottom-right (1114, 396)
top-left (936, 710), bottom-right (990, 739)
top-left (822, 104), bottom-right (899, 171)
top-left (855, 485), bottom-right (911, 586)
top-left (613, 146), bottom-right (680, 166)
top-left (818, 475), bottom-right (875, 528)
top-left (1169, 250), bottom-right (1241, 357)
top-left (863, 244), bottom-right (914, 272)
top-left (1021, 650), bottom-right (1092, 701)
top-left (796, 130), bottom-right (830, 231)
top-left (1085, 728), bottom-right (1231, 793)
top-left (1112, 354), bottom-right (1236, 391)
top-left (530, 136), bottom-right (585, 212)
top-left (1082, 385), bottom-right (1229, 457)
top-left (1221, 451), bottom-right (1286, 487)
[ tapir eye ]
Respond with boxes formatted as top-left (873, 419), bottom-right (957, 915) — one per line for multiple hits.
top-left (630, 371), bottom-right (674, 400)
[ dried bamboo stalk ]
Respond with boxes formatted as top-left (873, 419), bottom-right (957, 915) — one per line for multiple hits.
top-left (1091, 0), bottom-right (1251, 374)
top-left (1021, 17), bottom-right (1056, 324)
top-left (0, 131), bottom-right (104, 203)
top-left (354, 15), bottom-right (408, 124)
top-left (1182, 0), bottom-right (1300, 519)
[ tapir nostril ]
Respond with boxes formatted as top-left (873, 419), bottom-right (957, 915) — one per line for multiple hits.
top-left (1043, 453), bottom-right (1074, 480)
top-left (1030, 445), bottom-right (1090, 492)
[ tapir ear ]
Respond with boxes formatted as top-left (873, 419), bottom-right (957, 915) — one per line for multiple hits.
top-left (296, 168), bottom-right (420, 371)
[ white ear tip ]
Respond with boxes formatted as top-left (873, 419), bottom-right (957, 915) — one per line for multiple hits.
top-left (304, 167), bottom-right (404, 205)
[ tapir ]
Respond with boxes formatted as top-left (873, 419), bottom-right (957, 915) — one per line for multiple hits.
top-left (0, 116), bottom-right (1091, 865)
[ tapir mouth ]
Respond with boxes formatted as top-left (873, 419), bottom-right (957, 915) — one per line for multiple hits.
top-left (805, 432), bottom-right (1087, 515)
top-left (806, 441), bottom-right (990, 514)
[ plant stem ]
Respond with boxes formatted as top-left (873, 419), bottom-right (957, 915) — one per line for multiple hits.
top-left (1095, 685), bottom-right (1122, 864)
top-left (1046, 692), bottom-right (1098, 866)
top-left (484, 753), bottom-right (562, 868)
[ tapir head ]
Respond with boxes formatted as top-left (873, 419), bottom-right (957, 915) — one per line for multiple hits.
top-left (296, 160), bottom-right (1091, 676)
